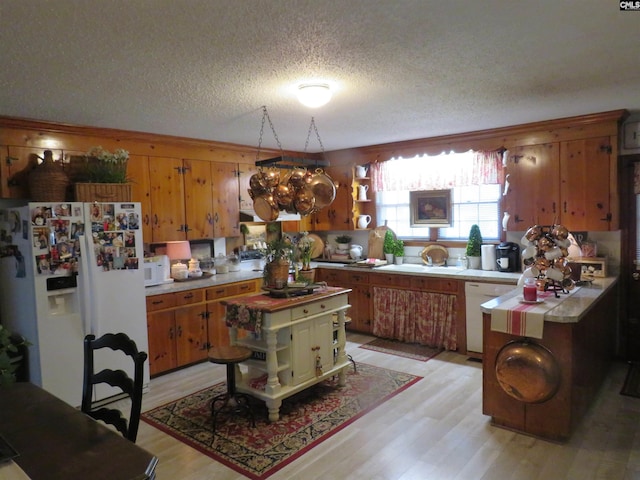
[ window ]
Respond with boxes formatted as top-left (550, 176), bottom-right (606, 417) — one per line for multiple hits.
top-left (373, 151), bottom-right (502, 240)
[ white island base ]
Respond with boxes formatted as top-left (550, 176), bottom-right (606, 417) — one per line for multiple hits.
top-left (224, 287), bottom-right (351, 422)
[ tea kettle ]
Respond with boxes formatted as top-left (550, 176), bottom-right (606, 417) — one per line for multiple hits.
top-left (349, 244), bottom-right (363, 260)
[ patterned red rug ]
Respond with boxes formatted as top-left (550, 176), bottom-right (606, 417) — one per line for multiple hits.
top-left (359, 338), bottom-right (443, 361)
top-left (142, 363), bottom-right (421, 479)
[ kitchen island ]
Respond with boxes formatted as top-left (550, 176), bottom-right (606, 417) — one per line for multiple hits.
top-left (481, 278), bottom-right (618, 441)
top-left (222, 286), bottom-right (351, 421)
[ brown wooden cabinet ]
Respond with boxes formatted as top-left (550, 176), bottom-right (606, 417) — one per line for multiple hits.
top-left (145, 289), bottom-right (206, 376)
top-left (316, 268), bottom-right (372, 333)
top-left (560, 137), bottom-right (613, 230)
top-left (126, 154), bottom-right (152, 241)
top-left (146, 157), bottom-right (240, 242)
top-left (504, 137), bottom-right (616, 231)
top-left (145, 279), bottom-right (260, 376)
top-left (503, 143), bottom-right (560, 229)
top-left (211, 161), bottom-right (240, 238)
top-left (149, 157), bottom-right (186, 242)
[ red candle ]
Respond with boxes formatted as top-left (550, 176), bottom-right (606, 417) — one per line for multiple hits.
top-left (523, 282), bottom-right (537, 302)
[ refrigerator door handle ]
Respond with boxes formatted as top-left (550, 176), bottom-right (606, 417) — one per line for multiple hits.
top-left (78, 234), bottom-right (94, 337)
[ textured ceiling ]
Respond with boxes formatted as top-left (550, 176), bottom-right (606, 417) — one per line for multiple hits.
top-left (1, 1), bottom-right (639, 153)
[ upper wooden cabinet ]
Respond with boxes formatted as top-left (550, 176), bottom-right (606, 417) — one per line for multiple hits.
top-left (503, 137), bottom-right (617, 231)
top-left (560, 137), bottom-right (613, 231)
top-left (149, 157), bottom-right (187, 242)
top-left (211, 162), bottom-right (240, 238)
top-left (141, 157), bottom-right (240, 242)
top-left (126, 154), bottom-right (152, 241)
top-left (503, 143), bottom-right (560, 229)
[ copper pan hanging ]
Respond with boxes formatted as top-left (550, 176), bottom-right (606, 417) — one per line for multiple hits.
top-left (273, 182), bottom-right (294, 207)
top-left (293, 184), bottom-right (316, 216)
top-left (253, 192), bottom-right (279, 222)
top-left (288, 167), bottom-right (307, 188)
top-left (262, 167), bottom-right (281, 188)
top-left (307, 169), bottom-right (336, 208)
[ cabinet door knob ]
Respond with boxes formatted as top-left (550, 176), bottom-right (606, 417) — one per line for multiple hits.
top-left (303, 309), bottom-right (309, 314)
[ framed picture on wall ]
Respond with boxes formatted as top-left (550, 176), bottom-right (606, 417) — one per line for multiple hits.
top-left (410, 189), bottom-right (452, 227)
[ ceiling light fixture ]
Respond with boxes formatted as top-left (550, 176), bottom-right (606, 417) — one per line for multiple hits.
top-left (297, 83), bottom-right (332, 108)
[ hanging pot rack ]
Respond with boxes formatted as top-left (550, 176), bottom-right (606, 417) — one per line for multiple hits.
top-left (248, 107), bottom-right (336, 221)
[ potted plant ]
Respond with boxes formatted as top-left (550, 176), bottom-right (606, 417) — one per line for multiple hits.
top-left (383, 230), bottom-right (395, 263)
top-left (0, 325), bottom-right (29, 386)
top-left (392, 239), bottom-right (405, 265)
top-left (295, 232), bottom-right (317, 283)
top-left (335, 234), bottom-right (352, 254)
top-left (75, 146), bottom-right (132, 202)
top-left (263, 237), bottom-right (294, 288)
top-left (466, 224), bottom-right (483, 269)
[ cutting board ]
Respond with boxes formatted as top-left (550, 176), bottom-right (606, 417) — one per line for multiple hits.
top-left (367, 225), bottom-right (395, 259)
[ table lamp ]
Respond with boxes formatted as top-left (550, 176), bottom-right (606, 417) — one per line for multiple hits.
top-left (166, 241), bottom-right (191, 279)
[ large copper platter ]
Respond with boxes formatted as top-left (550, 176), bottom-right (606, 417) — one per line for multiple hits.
top-left (495, 341), bottom-right (561, 403)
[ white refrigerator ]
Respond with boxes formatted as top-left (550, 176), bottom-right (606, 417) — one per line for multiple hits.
top-left (0, 201), bottom-right (149, 407)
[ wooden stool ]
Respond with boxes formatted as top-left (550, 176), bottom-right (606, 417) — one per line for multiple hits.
top-left (208, 345), bottom-right (256, 431)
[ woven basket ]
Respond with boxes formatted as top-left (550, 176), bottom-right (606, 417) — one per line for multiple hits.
top-left (28, 151), bottom-right (70, 202)
top-left (74, 183), bottom-right (132, 202)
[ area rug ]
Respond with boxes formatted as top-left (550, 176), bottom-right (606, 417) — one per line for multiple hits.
top-left (359, 338), bottom-right (443, 362)
top-left (142, 363), bottom-right (421, 479)
top-left (621, 362), bottom-right (640, 398)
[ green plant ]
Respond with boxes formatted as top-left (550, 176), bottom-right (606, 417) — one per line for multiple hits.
top-left (383, 230), bottom-right (395, 254)
top-left (81, 146), bottom-right (130, 183)
top-left (335, 235), bottom-right (352, 244)
top-left (263, 237), bottom-right (294, 264)
top-left (240, 224), bottom-right (250, 235)
top-left (466, 224), bottom-right (483, 257)
top-left (0, 325), bottom-right (29, 387)
top-left (295, 232), bottom-right (315, 269)
top-left (392, 239), bottom-right (404, 257)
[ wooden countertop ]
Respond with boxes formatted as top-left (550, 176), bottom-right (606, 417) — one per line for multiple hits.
top-left (222, 286), bottom-right (351, 313)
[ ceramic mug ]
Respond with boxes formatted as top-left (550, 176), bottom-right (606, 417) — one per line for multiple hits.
top-left (497, 257), bottom-right (509, 270)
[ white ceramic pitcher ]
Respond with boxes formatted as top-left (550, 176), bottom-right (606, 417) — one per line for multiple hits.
top-left (358, 184), bottom-right (369, 201)
top-left (355, 165), bottom-right (368, 178)
top-left (357, 214), bottom-right (371, 229)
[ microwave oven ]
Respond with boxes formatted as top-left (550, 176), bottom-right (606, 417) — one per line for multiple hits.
top-left (143, 255), bottom-right (173, 287)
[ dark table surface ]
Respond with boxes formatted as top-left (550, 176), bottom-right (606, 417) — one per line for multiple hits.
top-left (0, 382), bottom-right (157, 480)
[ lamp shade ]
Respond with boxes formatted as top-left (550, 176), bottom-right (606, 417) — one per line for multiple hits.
top-left (297, 84), bottom-right (332, 108)
top-left (166, 241), bottom-right (191, 260)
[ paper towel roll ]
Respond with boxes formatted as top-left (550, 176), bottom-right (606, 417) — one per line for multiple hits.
top-left (481, 244), bottom-right (496, 270)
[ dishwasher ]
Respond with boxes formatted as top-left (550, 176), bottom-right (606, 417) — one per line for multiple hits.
top-left (465, 282), bottom-right (515, 354)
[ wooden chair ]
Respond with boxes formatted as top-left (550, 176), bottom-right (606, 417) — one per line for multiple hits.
top-left (82, 333), bottom-right (147, 443)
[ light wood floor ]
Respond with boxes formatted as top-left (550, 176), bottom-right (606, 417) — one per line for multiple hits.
top-left (134, 333), bottom-right (640, 480)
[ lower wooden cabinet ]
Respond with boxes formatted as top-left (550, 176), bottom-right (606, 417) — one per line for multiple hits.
top-left (316, 269), bottom-right (372, 333)
top-left (145, 279), bottom-right (259, 376)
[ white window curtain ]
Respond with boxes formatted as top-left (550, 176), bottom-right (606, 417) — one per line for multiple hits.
top-left (371, 150), bottom-right (503, 192)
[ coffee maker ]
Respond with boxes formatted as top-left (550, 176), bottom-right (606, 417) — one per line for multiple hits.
top-left (495, 242), bottom-right (520, 272)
